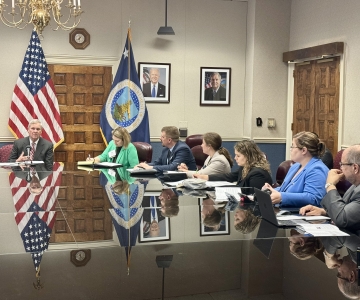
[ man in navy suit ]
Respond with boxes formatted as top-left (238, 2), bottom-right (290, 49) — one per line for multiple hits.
top-left (136, 126), bottom-right (196, 172)
top-left (142, 68), bottom-right (166, 98)
top-left (9, 119), bottom-right (53, 170)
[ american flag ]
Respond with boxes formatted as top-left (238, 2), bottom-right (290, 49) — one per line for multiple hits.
top-left (204, 73), bottom-right (212, 88)
top-left (10, 163), bottom-right (63, 212)
top-left (14, 211), bottom-right (56, 271)
top-left (8, 30), bottom-right (64, 149)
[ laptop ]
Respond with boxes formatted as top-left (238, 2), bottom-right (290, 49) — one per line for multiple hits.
top-left (254, 188), bottom-right (297, 227)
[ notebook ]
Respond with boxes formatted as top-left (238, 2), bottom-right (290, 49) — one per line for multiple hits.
top-left (254, 188), bottom-right (297, 227)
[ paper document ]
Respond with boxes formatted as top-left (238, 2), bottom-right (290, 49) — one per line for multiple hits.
top-left (296, 223), bottom-right (349, 237)
top-left (163, 180), bottom-right (184, 187)
top-left (126, 168), bottom-right (157, 174)
top-left (277, 215), bottom-right (331, 221)
top-left (77, 161), bottom-right (122, 168)
top-left (215, 187), bottom-right (241, 201)
top-left (0, 162), bottom-right (19, 167)
top-left (164, 171), bottom-right (182, 174)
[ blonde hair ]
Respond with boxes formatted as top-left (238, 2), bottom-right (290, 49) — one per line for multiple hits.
top-left (234, 139), bottom-right (271, 179)
top-left (112, 127), bottom-right (131, 148)
top-left (293, 131), bottom-right (325, 157)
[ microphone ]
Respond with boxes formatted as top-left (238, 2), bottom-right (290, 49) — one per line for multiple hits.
top-left (25, 145), bottom-right (32, 159)
top-left (26, 170), bottom-right (32, 183)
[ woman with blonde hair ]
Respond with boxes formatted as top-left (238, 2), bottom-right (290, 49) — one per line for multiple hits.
top-left (178, 132), bottom-right (232, 177)
top-left (262, 131), bottom-right (328, 207)
top-left (87, 126), bottom-right (139, 168)
top-left (195, 139), bottom-right (272, 189)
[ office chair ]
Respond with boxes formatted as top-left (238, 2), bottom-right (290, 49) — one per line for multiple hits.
top-left (274, 160), bottom-right (294, 186)
top-left (0, 144), bottom-right (13, 162)
top-left (185, 134), bottom-right (203, 149)
top-left (132, 142), bottom-right (153, 163)
top-left (191, 145), bottom-right (208, 170)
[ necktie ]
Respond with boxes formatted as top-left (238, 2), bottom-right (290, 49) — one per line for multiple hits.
top-left (150, 196), bottom-right (156, 220)
top-left (167, 150), bottom-right (171, 164)
top-left (152, 85), bottom-right (156, 97)
top-left (30, 142), bottom-right (36, 160)
top-left (213, 90), bottom-right (216, 99)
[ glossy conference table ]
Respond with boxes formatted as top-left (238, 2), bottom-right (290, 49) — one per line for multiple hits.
top-left (0, 163), bottom-right (357, 300)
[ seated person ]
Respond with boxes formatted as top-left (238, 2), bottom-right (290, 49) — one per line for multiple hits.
top-left (299, 144), bottom-right (360, 231)
top-left (9, 119), bottom-right (54, 170)
top-left (136, 126), bottom-right (196, 172)
top-left (87, 127), bottom-right (139, 169)
top-left (195, 139), bottom-right (272, 190)
top-left (262, 131), bottom-right (328, 207)
top-left (177, 132), bottom-right (232, 177)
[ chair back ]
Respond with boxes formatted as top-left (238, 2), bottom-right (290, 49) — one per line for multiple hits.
top-left (0, 144), bottom-right (13, 162)
top-left (185, 134), bottom-right (203, 149)
top-left (191, 145), bottom-right (208, 170)
top-left (336, 180), bottom-right (352, 197)
top-left (132, 142), bottom-right (152, 163)
top-left (333, 149), bottom-right (344, 170)
top-left (275, 160), bottom-right (294, 185)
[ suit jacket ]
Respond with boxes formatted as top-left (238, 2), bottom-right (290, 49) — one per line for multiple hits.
top-left (275, 157), bottom-right (328, 207)
top-left (204, 85), bottom-right (226, 101)
top-left (151, 141), bottom-right (196, 172)
top-left (142, 82), bottom-right (166, 98)
top-left (98, 141), bottom-right (139, 169)
top-left (209, 166), bottom-right (272, 189)
top-left (321, 184), bottom-right (360, 231)
top-left (186, 151), bottom-right (231, 178)
top-left (9, 137), bottom-right (53, 170)
top-left (142, 196), bottom-right (165, 223)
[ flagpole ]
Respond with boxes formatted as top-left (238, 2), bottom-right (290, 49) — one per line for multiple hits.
top-left (127, 24), bottom-right (131, 112)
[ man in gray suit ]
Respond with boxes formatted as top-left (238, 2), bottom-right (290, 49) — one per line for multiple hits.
top-left (9, 119), bottom-right (53, 170)
top-left (299, 144), bottom-right (360, 231)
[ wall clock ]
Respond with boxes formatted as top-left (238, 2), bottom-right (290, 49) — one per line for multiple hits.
top-left (70, 249), bottom-right (91, 267)
top-left (69, 28), bottom-right (90, 50)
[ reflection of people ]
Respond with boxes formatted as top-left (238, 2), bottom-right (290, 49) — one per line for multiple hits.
top-left (142, 68), bottom-right (166, 98)
top-left (204, 72), bottom-right (226, 101)
top-left (136, 126), bottom-right (196, 172)
top-left (233, 206), bottom-right (261, 234)
top-left (9, 119), bottom-right (54, 170)
top-left (195, 139), bottom-right (272, 189)
top-left (299, 144), bottom-right (360, 231)
top-left (263, 131), bottom-right (328, 207)
top-left (87, 127), bottom-right (139, 168)
top-left (288, 229), bottom-right (323, 260)
top-left (178, 132), bottom-right (233, 177)
top-left (142, 196), bottom-right (165, 238)
top-left (201, 198), bottom-right (226, 228)
top-left (159, 188), bottom-right (179, 218)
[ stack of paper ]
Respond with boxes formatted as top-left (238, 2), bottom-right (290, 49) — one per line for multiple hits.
top-left (215, 187), bottom-right (241, 201)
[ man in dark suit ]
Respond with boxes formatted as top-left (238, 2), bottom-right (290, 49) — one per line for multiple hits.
top-left (299, 144), bottom-right (360, 231)
top-left (204, 72), bottom-right (226, 101)
top-left (142, 68), bottom-right (166, 98)
top-left (136, 126), bottom-right (196, 172)
top-left (9, 119), bottom-right (54, 170)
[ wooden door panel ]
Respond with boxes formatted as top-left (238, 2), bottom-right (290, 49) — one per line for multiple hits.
top-left (48, 64), bottom-right (112, 163)
top-left (293, 58), bottom-right (339, 157)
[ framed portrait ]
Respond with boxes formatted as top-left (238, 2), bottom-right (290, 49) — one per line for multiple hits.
top-left (138, 62), bottom-right (171, 103)
top-left (138, 196), bottom-right (171, 243)
top-left (200, 67), bottom-right (231, 106)
top-left (199, 199), bottom-right (230, 236)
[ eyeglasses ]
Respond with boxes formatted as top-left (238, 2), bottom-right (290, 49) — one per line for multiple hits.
top-left (290, 146), bottom-right (302, 150)
top-left (339, 162), bottom-right (354, 167)
top-left (336, 272), bottom-right (351, 282)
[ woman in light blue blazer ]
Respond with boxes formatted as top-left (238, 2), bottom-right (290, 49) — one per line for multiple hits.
top-left (88, 126), bottom-right (139, 169)
top-left (263, 131), bottom-right (329, 207)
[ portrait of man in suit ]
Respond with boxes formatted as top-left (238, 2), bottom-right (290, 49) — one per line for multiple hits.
top-left (142, 68), bottom-right (166, 98)
top-left (204, 72), bottom-right (226, 101)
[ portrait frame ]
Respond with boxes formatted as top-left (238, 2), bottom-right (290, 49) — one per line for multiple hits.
top-left (138, 195), bottom-right (171, 243)
top-left (138, 62), bottom-right (171, 103)
top-left (198, 199), bottom-right (230, 236)
top-left (200, 67), bottom-right (231, 106)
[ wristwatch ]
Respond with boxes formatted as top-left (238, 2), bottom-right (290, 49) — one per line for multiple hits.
top-left (325, 183), bottom-right (334, 189)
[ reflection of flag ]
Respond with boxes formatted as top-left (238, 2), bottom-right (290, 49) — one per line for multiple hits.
top-left (10, 163), bottom-right (63, 212)
top-left (100, 28), bottom-right (150, 145)
top-left (14, 211), bottom-right (56, 271)
top-left (8, 30), bottom-right (64, 149)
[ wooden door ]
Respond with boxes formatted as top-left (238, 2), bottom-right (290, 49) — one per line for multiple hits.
top-left (48, 65), bottom-right (112, 166)
top-left (293, 58), bottom-right (340, 157)
top-left (49, 170), bottom-right (113, 243)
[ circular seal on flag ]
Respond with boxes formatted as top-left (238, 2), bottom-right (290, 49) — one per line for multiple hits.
top-left (105, 80), bottom-right (145, 133)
